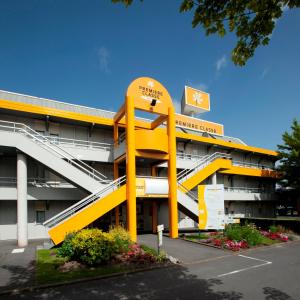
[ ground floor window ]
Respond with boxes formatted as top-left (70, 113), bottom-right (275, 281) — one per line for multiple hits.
top-left (36, 210), bottom-right (46, 224)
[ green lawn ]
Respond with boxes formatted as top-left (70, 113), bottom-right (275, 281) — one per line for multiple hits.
top-left (183, 233), bottom-right (210, 240)
top-left (36, 249), bottom-right (140, 285)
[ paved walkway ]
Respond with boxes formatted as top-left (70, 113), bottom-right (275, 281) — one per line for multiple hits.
top-left (138, 234), bottom-right (227, 264)
top-left (0, 239), bottom-right (46, 291)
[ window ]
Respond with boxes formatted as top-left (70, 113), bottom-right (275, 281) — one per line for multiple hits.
top-left (36, 211), bottom-right (45, 224)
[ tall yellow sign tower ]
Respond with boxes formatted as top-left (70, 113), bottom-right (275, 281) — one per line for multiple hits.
top-left (113, 77), bottom-right (178, 241)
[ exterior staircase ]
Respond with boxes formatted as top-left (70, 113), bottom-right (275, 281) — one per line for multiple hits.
top-left (177, 152), bottom-right (232, 222)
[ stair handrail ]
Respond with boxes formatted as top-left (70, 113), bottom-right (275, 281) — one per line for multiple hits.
top-left (0, 120), bottom-right (108, 182)
top-left (177, 152), bottom-right (231, 182)
top-left (177, 182), bottom-right (198, 203)
top-left (43, 175), bottom-right (126, 228)
top-left (32, 134), bottom-right (113, 151)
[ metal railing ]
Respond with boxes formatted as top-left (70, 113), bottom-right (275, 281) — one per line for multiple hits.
top-left (232, 160), bottom-right (274, 171)
top-left (0, 176), bottom-right (73, 187)
top-left (224, 187), bottom-right (274, 193)
top-left (0, 120), bottom-right (109, 182)
top-left (177, 182), bottom-right (198, 203)
top-left (0, 89), bottom-right (116, 120)
top-left (176, 152), bottom-right (203, 161)
top-left (34, 135), bottom-right (113, 151)
top-left (43, 175), bottom-right (126, 228)
top-left (177, 152), bottom-right (231, 183)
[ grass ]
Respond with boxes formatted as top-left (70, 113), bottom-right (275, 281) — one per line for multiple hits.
top-left (140, 244), bottom-right (158, 256)
top-left (183, 233), bottom-right (210, 240)
top-left (260, 236), bottom-right (280, 246)
top-left (36, 249), bottom-right (141, 285)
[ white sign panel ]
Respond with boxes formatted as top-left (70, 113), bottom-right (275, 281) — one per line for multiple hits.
top-left (199, 184), bottom-right (225, 230)
top-left (145, 178), bottom-right (169, 195)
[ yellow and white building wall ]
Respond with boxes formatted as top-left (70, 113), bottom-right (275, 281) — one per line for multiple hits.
top-left (0, 78), bottom-right (279, 245)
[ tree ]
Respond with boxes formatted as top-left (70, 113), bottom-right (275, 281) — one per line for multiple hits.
top-left (112, 0), bottom-right (300, 66)
top-left (277, 119), bottom-right (300, 191)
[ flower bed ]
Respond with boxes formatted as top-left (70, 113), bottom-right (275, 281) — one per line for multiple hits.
top-left (183, 224), bottom-right (291, 251)
top-left (37, 227), bottom-right (168, 285)
top-left (57, 227), bottom-right (167, 266)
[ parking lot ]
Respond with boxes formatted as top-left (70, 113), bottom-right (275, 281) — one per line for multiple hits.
top-left (2, 236), bottom-right (300, 300)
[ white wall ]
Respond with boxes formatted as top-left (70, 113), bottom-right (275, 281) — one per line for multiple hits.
top-left (0, 200), bottom-right (76, 240)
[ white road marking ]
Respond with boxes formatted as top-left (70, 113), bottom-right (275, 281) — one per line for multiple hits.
top-left (11, 248), bottom-right (24, 253)
top-left (217, 254), bottom-right (272, 278)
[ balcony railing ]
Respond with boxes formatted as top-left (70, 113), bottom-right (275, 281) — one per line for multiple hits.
top-left (232, 160), bottom-right (274, 171)
top-left (0, 177), bottom-right (74, 188)
top-left (224, 187), bottom-right (275, 193)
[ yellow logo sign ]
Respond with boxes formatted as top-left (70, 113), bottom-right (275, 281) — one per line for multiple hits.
top-left (183, 86), bottom-right (210, 115)
top-left (127, 77), bottom-right (173, 115)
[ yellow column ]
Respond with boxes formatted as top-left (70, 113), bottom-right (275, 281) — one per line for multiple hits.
top-left (125, 96), bottom-right (137, 241)
top-left (113, 123), bottom-right (120, 226)
top-left (114, 162), bottom-right (120, 226)
top-left (167, 106), bottom-right (178, 238)
top-left (151, 166), bottom-right (158, 233)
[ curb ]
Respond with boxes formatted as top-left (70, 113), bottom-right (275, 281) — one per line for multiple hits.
top-left (0, 263), bottom-right (177, 296)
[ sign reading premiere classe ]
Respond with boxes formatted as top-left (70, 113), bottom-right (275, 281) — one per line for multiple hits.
top-left (175, 113), bottom-right (224, 136)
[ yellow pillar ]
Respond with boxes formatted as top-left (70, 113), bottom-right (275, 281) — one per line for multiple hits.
top-left (125, 96), bottom-right (137, 242)
top-left (151, 166), bottom-right (158, 233)
top-left (167, 106), bottom-right (178, 238)
top-left (113, 162), bottom-right (120, 226)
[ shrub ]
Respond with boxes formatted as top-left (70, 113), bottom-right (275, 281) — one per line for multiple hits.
top-left (241, 224), bottom-right (263, 246)
top-left (224, 224), bottom-right (263, 246)
top-left (224, 224), bottom-right (243, 241)
top-left (269, 225), bottom-right (278, 233)
top-left (58, 229), bottom-right (116, 265)
top-left (57, 232), bottom-right (76, 259)
top-left (108, 226), bottom-right (132, 253)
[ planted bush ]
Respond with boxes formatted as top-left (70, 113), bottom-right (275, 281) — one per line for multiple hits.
top-left (224, 224), bottom-right (243, 241)
top-left (58, 229), bottom-right (118, 265)
top-left (57, 232), bottom-right (76, 259)
top-left (240, 224), bottom-right (263, 246)
top-left (108, 226), bottom-right (132, 253)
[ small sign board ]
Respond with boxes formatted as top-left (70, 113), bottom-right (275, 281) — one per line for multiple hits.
top-left (157, 224), bottom-right (164, 232)
top-left (157, 224), bottom-right (164, 251)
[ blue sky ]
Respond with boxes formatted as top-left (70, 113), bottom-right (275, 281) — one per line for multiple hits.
top-left (0, 1), bottom-right (299, 150)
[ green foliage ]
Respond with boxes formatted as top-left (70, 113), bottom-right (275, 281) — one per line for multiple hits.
top-left (269, 225), bottom-right (278, 233)
top-left (240, 224), bottom-right (263, 246)
top-left (57, 232), bottom-right (76, 259)
top-left (140, 244), bottom-right (158, 256)
top-left (277, 119), bottom-right (300, 191)
top-left (112, 0), bottom-right (300, 66)
top-left (269, 224), bottom-right (289, 233)
top-left (184, 233), bottom-right (211, 240)
top-left (224, 224), bottom-right (243, 241)
top-left (140, 244), bottom-right (167, 263)
top-left (108, 225), bottom-right (132, 253)
top-left (224, 224), bottom-right (263, 246)
top-left (58, 228), bottom-right (133, 266)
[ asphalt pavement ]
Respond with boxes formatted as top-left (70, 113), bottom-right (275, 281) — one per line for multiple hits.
top-left (2, 235), bottom-right (299, 300)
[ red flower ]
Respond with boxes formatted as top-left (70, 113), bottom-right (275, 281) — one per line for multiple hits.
top-left (214, 239), bottom-right (222, 247)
